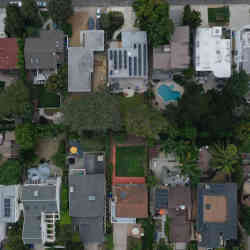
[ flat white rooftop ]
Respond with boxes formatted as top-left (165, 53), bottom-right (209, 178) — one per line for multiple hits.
top-left (195, 27), bottom-right (231, 78)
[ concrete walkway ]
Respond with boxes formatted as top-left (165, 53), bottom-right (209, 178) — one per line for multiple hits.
top-left (113, 223), bottom-right (128, 250)
top-left (39, 108), bottom-right (63, 124)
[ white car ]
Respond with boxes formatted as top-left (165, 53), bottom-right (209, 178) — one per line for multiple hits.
top-left (9, 1), bottom-right (22, 6)
top-left (96, 8), bottom-right (101, 19)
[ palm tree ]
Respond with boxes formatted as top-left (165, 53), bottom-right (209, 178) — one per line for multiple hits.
top-left (209, 143), bottom-right (239, 177)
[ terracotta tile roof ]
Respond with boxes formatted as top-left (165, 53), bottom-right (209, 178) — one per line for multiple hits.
top-left (0, 38), bottom-right (18, 70)
top-left (114, 184), bottom-right (148, 218)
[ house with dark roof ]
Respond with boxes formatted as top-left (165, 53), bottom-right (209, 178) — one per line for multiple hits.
top-left (153, 185), bottom-right (192, 244)
top-left (111, 184), bottom-right (148, 224)
top-left (68, 30), bottom-right (104, 92)
top-left (0, 38), bottom-right (18, 71)
top-left (21, 176), bottom-right (61, 245)
top-left (24, 30), bottom-right (65, 84)
top-left (152, 26), bottom-right (190, 81)
top-left (67, 142), bottom-right (105, 244)
top-left (197, 183), bottom-right (237, 248)
top-left (108, 31), bottom-right (149, 94)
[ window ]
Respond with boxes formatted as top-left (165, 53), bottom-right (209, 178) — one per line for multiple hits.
top-left (4, 199), bottom-right (10, 217)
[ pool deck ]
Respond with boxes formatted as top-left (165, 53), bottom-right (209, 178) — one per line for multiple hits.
top-left (153, 81), bottom-right (184, 110)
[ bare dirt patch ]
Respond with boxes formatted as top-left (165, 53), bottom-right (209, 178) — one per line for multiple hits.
top-left (93, 52), bottom-right (107, 91)
top-left (35, 135), bottom-right (64, 161)
top-left (69, 11), bottom-right (89, 47)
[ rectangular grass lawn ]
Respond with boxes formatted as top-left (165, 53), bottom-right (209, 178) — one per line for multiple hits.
top-left (208, 6), bottom-right (230, 25)
top-left (116, 146), bottom-right (145, 177)
top-left (34, 85), bottom-right (60, 108)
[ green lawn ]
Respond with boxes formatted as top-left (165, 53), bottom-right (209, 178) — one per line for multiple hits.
top-left (34, 85), bottom-right (60, 108)
top-left (208, 6), bottom-right (230, 25)
top-left (116, 146), bottom-right (145, 177)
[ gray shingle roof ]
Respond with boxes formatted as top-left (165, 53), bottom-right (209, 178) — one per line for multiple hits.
top-left (24, 30), bottom-right (64, 70)
top-left (69, 174), bottom-right (105, 218)
top-left (0, 185), bottom-right (19, 223)
top-left (197, 183), bottom-right (237, 248)
top-left (68, 47), bottom-right (93, 92)
top-left (21, 184), bottom-right (58, 245)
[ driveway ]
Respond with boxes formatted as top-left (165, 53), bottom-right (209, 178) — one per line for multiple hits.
top-left (229, 4), bottom-right (250, 30)
top-left (113, 223), bottom-right (128, 250)
top-left (170, 5), bottom-right (184, 26)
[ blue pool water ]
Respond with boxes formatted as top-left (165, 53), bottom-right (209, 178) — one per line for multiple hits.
top-left (157, 84), bottom-right (181, 102)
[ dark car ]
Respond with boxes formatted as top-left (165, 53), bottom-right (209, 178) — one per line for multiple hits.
top-left (217, 84), bottom-right (224, 89)
top-left (88, 17), bottom-right (95, 30)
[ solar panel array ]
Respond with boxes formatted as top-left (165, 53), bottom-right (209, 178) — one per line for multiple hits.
top-left (155, 188), bottom-right (168, 209)
top-left (108, 42), bottom-right (148, 78)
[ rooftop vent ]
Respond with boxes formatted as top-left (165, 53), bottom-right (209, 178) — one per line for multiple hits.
top-left (88, 195), bottom-right (96, 201)
top-left (34, 190), bottom-right (39, 197)
top-left (97, 155), bottom-right (104, 162)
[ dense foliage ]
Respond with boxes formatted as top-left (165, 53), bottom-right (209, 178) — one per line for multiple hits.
top-left (15, 123), bottom-right (36, 150)
top-left (133, 0), bottom-right (174, 47)
top-left (183, 5), bottom-right (202, 29)
top-left (100, 11), bottom-right (124, 40)
top-left (46, 64), bottom-right (68, 95)
top-left (0, 160), bottom-right (22, 185)
top-left (0, 80), bottom-right (30, 118)
top-left (63, 91), bottom-right (121, 134)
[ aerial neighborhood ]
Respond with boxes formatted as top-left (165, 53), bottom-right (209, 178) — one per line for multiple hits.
top-left (0, 0), bottom-right (249, 249)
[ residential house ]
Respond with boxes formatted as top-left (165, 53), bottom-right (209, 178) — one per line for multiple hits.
top-left (68, 141), bottom-right (105, 244)
top-left (68, 30), bottom-right (104, 92)
top-left (0, 185), bottom-right (21, 242)
top-left (0, 38), bottom-right (18, 70)
top-left (0, 131), bottom-right (19, 159)
top-left (153, 186), bottom-right (191, 245)
top-left (24, 30), bottom-right (65, 84)
top-left (196, 183), bottom-right (237, 248)
top-left (152, 26), bottom-right (190, 81)
top-left (108, 31), bottom-right (148, 94)
top-left (195, 27), bottom-right (231, 78)
top-left (111, 184), bottom-right (148, 223)
top-left (21, 166), bottom-right (61, 245)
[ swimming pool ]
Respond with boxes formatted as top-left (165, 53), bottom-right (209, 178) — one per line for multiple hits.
top-left (157, 84), bottom-right (181, 103)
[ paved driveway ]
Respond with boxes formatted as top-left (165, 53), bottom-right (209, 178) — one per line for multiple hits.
top-left (113, 223), bottom-right (128, 250)
top-left (229, 4), bottom-right (250, 30)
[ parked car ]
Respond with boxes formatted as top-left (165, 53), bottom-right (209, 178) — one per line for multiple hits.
top-left (96, 8), bottom-right (101, 19)
top-left (9, 1), bottom-right (22, 6)
top-left (88, 17), bottom-right (95, 30)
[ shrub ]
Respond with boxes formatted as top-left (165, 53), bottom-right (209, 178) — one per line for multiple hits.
top-left (51, 140), bottom-right (66, 169)
top-left (0, 160), bottom-right (22, 185)
top-left (61, 22), bottom-right (72, 38)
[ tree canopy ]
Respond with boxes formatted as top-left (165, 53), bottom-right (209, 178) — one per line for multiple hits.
top-left (183, 4), bottom-right (202, 29)
top-left (120, 96), bottom-right (169, 139)
top-left (0, 80), bottom-right (30, 118)
top-left (48, 0), bottom-right (73, 27)
top-left (15, 123), bottom-right (36, 150)
top-left (0, 160), bottom-right (22, 185)
top-left (210, 143), bottom-right (239, 175)
top-left (46, 64), bottom-right (68, 95)
top-left (21, 0), bottom-right (42, 27)
top-left (5, 5), bottom-right (25, 37)
top-left (62, 92), bottom-right (121, 134)
top-left (132, 0), bottom-right (174, 47)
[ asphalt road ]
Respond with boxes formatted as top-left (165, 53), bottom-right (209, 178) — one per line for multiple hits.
top-left (71, 0), bottom-right (250, 7)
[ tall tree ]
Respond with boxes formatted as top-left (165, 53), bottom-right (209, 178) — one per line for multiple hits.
top-left (182, 5), bottom-right (202, 29)
top-left (132, 0), bottom-right (174, 47)
top-left (21, 0), bottom-right (42, 27)
top-left (0, 80), bottom-right (30, 118)
top-left (48, 0), bottom-right (73, 27)
top-left (210, 144), bottom-right (239, 175)
top-left (121, 96), bottom-right (169, 139)
top-left (15, 123), bottom-right (36, 150)
top-left (62, 91), bottom-right (121, 134)
top-left (4, 4), bottom-right (25, 37)
top-left (46, 64), bottom-right (68, 94)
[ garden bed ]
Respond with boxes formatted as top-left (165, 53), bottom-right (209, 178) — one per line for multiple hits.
top-left (34, 85), bottom-right (60, 108)
top-left (116, 145), bottom-right (145, 177)
top-left (208, 6), bottom-right (230, 26)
